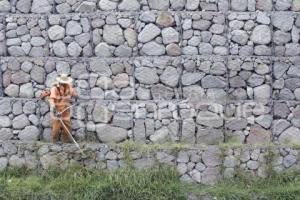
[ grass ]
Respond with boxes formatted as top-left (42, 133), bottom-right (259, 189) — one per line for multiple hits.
top-left (1, 166), bottom-right (300, 200)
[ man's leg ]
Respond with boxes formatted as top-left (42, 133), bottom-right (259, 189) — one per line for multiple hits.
top-left (51, 119), bottom-right (61, 143)
top-left (62, 119), bottom-right (72, 143)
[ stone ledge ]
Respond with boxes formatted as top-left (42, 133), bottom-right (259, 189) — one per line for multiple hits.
top-left (0, 140), bottom-right (300, 185)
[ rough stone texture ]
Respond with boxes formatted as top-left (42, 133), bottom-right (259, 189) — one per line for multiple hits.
top-left (182, 12), bottom-right (227, 56)
top-left (273, 58), bottom-right (300, 100)
top-left (181, 56), bottom-right (227, 104)
top-left (274, 101), bottom-right (300, 144)
top-left (6, 15), bottom-right (48, 57)
top-left (92, 13), bottom-right (137, 57)
top-left (1, 0), bottom-right (300, 186)
top-left (0, 99), bottom-right (40, 141)
top-left (134, 57), bottom-right (181, 100)
top-left (137, 12), bottom-right (181, 56)
top-left (228, 12), bottom-right (272, 56)
top-left (230, 0), bottom-right (274, 11)
top-left (228, 57), bottom-right (272, 101)
top-left (1, 58), bottom-right (134, 100)
top-left (225, 101), bottom-right (272, 144)
top-left (133, 101), bottom-right (179, 143)
top-left (179, 101), bottom-right (224, 145)
top-left (272, 13), bottom-right (300, 56)
top-left (48, 15), bottom-right (91, 57)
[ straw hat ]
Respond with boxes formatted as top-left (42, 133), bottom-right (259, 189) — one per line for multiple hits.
top-left (56, 74), bottom-right (73, 85)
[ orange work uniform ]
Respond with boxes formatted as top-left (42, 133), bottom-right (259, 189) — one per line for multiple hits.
top-left (49, 84), bottom-right (77, 143)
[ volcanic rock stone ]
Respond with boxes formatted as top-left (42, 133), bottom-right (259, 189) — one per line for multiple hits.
top-left (96, 124), bottom-right (128, 143)
top-left (103, 25), bottom-right (125, 45)
top-left (31, 0), bottom-right (52, 13)
top-left (138, 23), bottom-right (161, 43)
top-left (19, 126), bottom-right (40, 141)
top-left (250, 25), bottom-right (271, 44)
top-left (48, 25), bottom-right (65, 41)
top-left (279, 127), bottom-right (300, 144)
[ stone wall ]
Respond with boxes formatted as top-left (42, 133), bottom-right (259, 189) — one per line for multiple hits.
top-left (0, 141), bottom-right (299, 185)
top-left (1, 0), bottom-right (300, 184)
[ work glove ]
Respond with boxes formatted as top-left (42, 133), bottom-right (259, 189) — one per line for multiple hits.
top-left (55, 111), bottom-right (62, 118)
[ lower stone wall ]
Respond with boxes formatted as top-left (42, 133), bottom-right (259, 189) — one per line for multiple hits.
top-left (0, 141), bottom-right (299, 185)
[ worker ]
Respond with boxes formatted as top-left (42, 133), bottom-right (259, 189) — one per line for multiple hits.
top-left (47, 74), bottom-right (77, 143)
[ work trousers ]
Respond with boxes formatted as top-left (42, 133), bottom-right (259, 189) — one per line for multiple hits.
top-left (51, 119), bottom-right (72, 143)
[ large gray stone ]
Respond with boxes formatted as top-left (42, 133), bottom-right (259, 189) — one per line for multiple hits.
top-left (138, 23), bottom-right (161, 43)
top-left (76, 2), bottom-right (96, 12)
top-left (0, 0), bottom-right (10, 12)
top-left (0, 116), bottom-right (11, 128)
top-left (253, 85), bottom-right (271, 100)
top-left (250, 25), bottom-right (271, 44)
top-left (202, 146), bottom-right (222, 167)
top-left (118, 0), bottom-right (140, 11)
top-left (148, 0), bottom-right (169, 10)
top-left (16, 0), bottom-right (31, 13)
top-left (150, 127), bottom-right (170, 143)
top-left (283, 155), bottom-right (297, 168)
top-left (135, 67), bottom-right (159, 84)
top-left (182, 72), bottom-right (205, 86)
top-left (272, 14), bottom-right (294, 32)
top-left (151, 84), bottom-right (174, 100)
top-left (226, 118), bottom-right (248, 130)
top-left (66, 21), bottom-right (82, 36)
top-left (231, 30), bottom-right (249, 45)
top-left (31, 66), bottom-right (45, 84)
top-left (279, 127), bottom-right (300, 144)
top-left (273, 62), bottom-right (289, 79)
top-left (247, 125), bottom-right (271, 144)
top-left (197, 128), bottom-right (224, 145)
top-left (95, 43), bottom-right (112, 57)
top-left (274, 30), bottom-right (291, 45)
top-left (256, 0), bottom-right (272, 11)
top-left (103, 25), bottom-right (125, 45)
top-left (186, 0), bottom-right (199, 10)
top-left (273, 119), bottom-right (291, 136)
top-left (196, 111), bottom-right (223, 128)
top-left (19, 83), bottom-right (34, 98)
top-left (11, 71), bottom-right (30, 85)
top-left (201, 75), bottom-right (227, 88)
top-left (13, 114), bottom-right (30, 129)
top-left (285, 78), bottom-right (300, 91)
top-left (181, 119), bottom-right (196, 144)
top-left (96, 124), bottom-right (128, 143)
top-left (142, 41), bottom-right (166, 56)
top-left (92, 104), bottom-right (113, 123)
top-left (31, 0), bottom-right (52, 13)
top-left (9, 155), bottom-right (25, 168)
top-left (5, 84), bottom-right (19, 97)
top-left (160, 66), bottom-right (179, 87)
top-left (19, 126), bottom-right (40, 141)
top-left (67, 42), bottom-right (82, 57)
top-left (23, 101), bottom-right (36, 114)
top-left (98, 0), bottom-right (117, 10)
top-left (0, 128), bottom-right (13, 140)
top-left (48, 25), bottom-right (65, 41)
top-left (231, 0), bottom-right (247, 11)
top-left (161, 27), bottom-right (179, 44)
top-left (52, 40), bottom-right (67, 57)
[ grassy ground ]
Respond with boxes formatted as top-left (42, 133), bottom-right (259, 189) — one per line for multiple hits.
top-left (0, 166), bottom-right (300, 200)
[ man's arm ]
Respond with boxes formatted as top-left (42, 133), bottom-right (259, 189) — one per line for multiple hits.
top-left (49, 87), bottom-right (57, 112)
